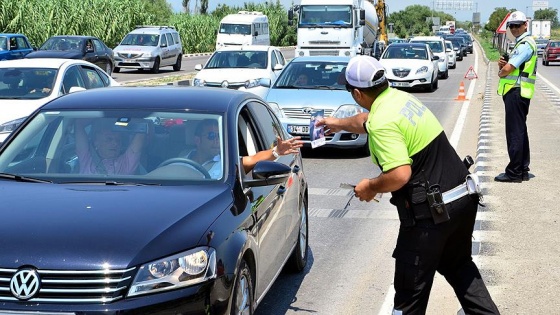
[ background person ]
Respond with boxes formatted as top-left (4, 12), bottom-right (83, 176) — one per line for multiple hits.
top-left (294, 73), bottom-right (309, 86)
top-left (315, 55), bottom-right (500, 314)
top-left (495, 10), bottom-right (536, 183)
top-left (75, 119), bottom-right (146, 175)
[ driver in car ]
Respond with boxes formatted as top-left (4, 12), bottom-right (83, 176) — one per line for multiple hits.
top-left (183, 119), bottom-right (303, 179)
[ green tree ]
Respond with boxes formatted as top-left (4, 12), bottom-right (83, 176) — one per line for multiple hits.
top-left (200, 0), bottom-right (208, 15)
top-left (484, 7), bottom-right (511, 32)
top-left (534, 8), bottom-right (559, 28)
top-left (182, 0), bottom-right (190, 13)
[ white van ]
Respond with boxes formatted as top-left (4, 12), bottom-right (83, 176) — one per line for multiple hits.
top-left (216, 11), bottom-right (270, 50)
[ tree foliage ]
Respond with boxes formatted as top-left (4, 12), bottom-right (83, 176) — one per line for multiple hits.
top-left (387, 5), bottom-right (454, 38)
top-left (534, 8), bottom-right (559, 28)
top-left (484, 7), bottom-right (510, 32)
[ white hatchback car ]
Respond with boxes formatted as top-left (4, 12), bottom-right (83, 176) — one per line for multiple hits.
top-left (193, 45), bottom-right (286, 99)
top-left (409, 36), bottom-right (449, 79)
top-left (379, 43), bottom-right (439, 92)
top-left (445, 40), bottom-right (457, 69)
top-left (0, 58), bottom-right (119, 143)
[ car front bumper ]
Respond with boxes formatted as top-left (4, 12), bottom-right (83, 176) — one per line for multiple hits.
top-left (114, 56), bottom-right (157, 69)
top-left (281, 119), bottom-right (367, 149)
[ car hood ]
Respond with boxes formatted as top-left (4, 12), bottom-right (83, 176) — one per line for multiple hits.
top-left (266, 87), bottom-right (354, 109)
top-left (26, 50), bottom-right (82, 59)
top-left (380, 59), bottom-right (433, 71)
top-left (0, 182), bottom-right (233, 269)
top-left (0, 98), bottom-right (50, 125)
top-left (196, 68), bottom-right (273, 83)
top-left (114, 45), bottom-right (157, 54)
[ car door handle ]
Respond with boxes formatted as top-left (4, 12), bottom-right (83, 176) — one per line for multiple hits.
top-left (292, 165), bottom-right (300, 173)
top-left (277, 185), bottom-right (286, 195)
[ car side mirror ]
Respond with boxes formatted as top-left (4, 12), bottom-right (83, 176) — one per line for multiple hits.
top-left (195, 64), bottom-right (203, 71)
top-left (161, 43), bottom-right (167, 48)
top-left (432, 55), bottom-right (440, 61)
top-left (69, 86), bottom-right (87, 93)
top-left (244, 160), bottom-right (291, 187)
top-left (273, 64), bottom-right (283, 71)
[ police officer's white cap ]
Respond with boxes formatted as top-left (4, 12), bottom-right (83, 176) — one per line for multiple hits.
top-left (507, 11), bottom-right (527, 27)
top-left (338, 55), bottom-right (386, 88)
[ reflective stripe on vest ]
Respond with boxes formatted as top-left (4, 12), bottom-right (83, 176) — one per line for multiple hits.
top-left (497, 36), bottom-right (537, 98)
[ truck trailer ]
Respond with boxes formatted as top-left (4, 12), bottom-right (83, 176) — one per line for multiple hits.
top-left (288, 0), bottom-right (380, 57)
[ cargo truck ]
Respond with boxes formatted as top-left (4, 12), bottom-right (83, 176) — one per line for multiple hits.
top-left (288, 0), bottom-right (381, 57)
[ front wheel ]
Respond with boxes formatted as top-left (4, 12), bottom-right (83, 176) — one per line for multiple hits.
top-left (285, 198), bottom-right (309, 273)
top-left (105, 63), bottom-right (113, 75)
top-left (231, 260), bottom-right (254, 315)
top-left (151, 58), bottom-right (160, 74)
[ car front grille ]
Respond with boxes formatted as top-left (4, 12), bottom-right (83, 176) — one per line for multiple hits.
top-left (309, 40), bottom-right (341, 45)
top-left (392, 69), bottom-right (411, 78)
top-left (117, 53), bottom-right (142, 59)
top-left (205, 82), bottom-right (245, 89)
top-left (0, 267), bottom-right (135, 303)
top-left (309, 50), bottom-right (339, 56)
top-left (283, 108), bottom-right (334, 119)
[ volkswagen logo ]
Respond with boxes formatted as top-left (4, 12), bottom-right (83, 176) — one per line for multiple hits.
top-left (10, 268), bottom-right (40, 300)
top-left (221, 80), bottom-right (229, 88)
top-left (302, 107), bottom-right (314, 114)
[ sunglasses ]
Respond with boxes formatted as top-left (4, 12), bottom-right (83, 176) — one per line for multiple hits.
top-left (201, 131), bottom-right (218, 140)
top-left (508, 23), bottom-right (523, 29)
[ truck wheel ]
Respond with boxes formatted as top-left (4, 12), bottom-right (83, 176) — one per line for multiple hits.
top-left (151, 58), bottom-right (160, 74)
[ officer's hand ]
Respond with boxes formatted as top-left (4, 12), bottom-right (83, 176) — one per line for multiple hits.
top-left (498, 58), bottom-right (507, 68)
top-left (354, 178), bottom-right (379, 202)
top-left (315, 117), bottom-right (340, 135)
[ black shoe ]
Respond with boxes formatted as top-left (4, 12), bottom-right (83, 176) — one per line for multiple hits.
top-left (494, 173), bottom-right (522, 183)
top-left (523, 172), bottom-right (529, 181)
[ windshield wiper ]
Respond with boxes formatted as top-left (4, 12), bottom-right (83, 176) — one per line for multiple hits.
top-left (0, 172), bottom-right (52, 183)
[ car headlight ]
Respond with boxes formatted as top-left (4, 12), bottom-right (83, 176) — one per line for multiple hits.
top-left (416, 66), bottom-right (429, 74)
top-left (267, 102), bottom-right (284, 118)
top-left (142, 52), bottom-right (151, 58)
top-left (193, 78), bottom-right (205, 87)
top-left (0, 117), bottom-right (26, 133)
top-left (245, 78), bottom-right (261, 89)
top-left (332, 104), bottom-right (367, 119)
top-left (128, 247), bottom-right (216, 297)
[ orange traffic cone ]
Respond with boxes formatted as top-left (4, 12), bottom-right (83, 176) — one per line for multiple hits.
top-left (455, 81), bottom-right (468, 101)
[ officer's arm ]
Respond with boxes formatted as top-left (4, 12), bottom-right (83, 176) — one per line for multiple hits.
top-left (498, 63), bottom-right (516, 78)
top-left (315, 112), bottom-right (369, 134)
top-left (370, 164), bottom-right (411, 192)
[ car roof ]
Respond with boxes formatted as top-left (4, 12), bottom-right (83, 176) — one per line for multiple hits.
top-left (216, 45), bottom-right (276, 52)
top-left (129, 27), bottom-right (177, 34)
top-left (387, 43), bottom-right (427, 48)
top-left (0, 58), bottom-right (89, 68)
top-left (40, 86), bottom-right (259, 113)
top-left (0, 33), bottom-right (27, 37)
top-left (47, 35), bottom-right (97, 40)
top-left (289, 56), bottom-right (351, 62)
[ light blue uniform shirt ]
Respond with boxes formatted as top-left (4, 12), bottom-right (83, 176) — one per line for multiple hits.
top-left (509, 32), bottom-right (534, 70)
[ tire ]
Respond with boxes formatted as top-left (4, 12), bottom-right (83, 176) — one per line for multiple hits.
top-left (542, 58), bottom-right (545, 65)
top-left (173, 55), bottom-right (182, 71)
top-left (105, 63), bottom-right (113, 75)
top-left (113, 67), bottom-right (120, 73)
top-left (544, 60), bottom-right (549, 66)
top-left (285, 198), bottom-right (309, 273)
top-left (231, 260), bottom-right (254, 315)
top-left (426, 77), bottom-right (438, 92)
top-left (151, 57), bottom-right (160, 74)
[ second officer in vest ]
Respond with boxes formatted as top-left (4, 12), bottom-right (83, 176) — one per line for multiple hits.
top-left (496, 10), bottom-right (537, 183)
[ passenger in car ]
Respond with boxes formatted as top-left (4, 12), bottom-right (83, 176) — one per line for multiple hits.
top-left (75, 119), bottom-right (146, 175)
top-left (183, 119), bottom-right (303, 178)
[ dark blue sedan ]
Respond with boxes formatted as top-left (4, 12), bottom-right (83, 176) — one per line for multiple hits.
top-left (0, 33), bottom-right (35, 60)
top-left (0, 87), bottom-right (308, 314)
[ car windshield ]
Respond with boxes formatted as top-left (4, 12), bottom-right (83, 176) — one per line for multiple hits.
top-left (120, 34), bottom-right (159, 46)
top-left (40, 37), bottom-right (83, 51)
top-left (299, 5), bottom-right (352, 27)
top-left (219, 23), bottom-right (252, 35)
top-left (273, 60), bottom-right (347, 89)
top-left (382, 46), bottom-right (428, 60)
top-left (0, 68), bottom-right (57, 99)
top-left (0, 110), bottom-right (225, 184)
top-left (205, 50), bottom-right (267, 69)
top-left (0, 37), bottom-right (7, 50)
top-left (414, 41), bottom-right (443, 53)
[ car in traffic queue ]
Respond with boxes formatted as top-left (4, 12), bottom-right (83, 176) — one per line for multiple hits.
top-left (25, 35), bottom-right (115, 75)
top-left (265, 56), bottom-right (368, 151)
top-left (193, 45), bottom-right (286, 99)
top-left (0, 86), bottom-right (309, 314)
top-left (112, 25), bottom-right (183, 74)
top-left (447, 37), bottom-right (465, 61)
top-left (0, 33), bottom-right (35, 60)
top-left (408, 36), bottom-right (449, 79)
top-left (444, 40), bottom-right (457, 69)
top-left (454, 33), bottom-right (473, 54)
top-left (535, 38), bottom-right (549, 56)
top-left (0, 58), bottom-right (119, 144)
top-left (542, 40), bottom-right (560, 66)
top-left (378, 43), bottom-right (440, 92)
top-left (444, 35), bottom-right (468, 58)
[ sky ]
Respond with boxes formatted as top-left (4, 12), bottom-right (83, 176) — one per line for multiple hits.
top-left (167, 0), bottom-right (558, 24)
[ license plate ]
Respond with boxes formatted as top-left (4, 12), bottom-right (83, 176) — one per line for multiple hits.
top-left (125, 59), bottom-right (134, 63)
top-left (287, 125), bottom-right (309, 134)
top-left (391, 82), bottom-right (410, 87)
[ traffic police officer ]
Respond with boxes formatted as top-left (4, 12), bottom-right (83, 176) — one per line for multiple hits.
top-left (316, 55), bottom-right (500, 314)
top-left (495, 10), bottom-right (537, 183)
